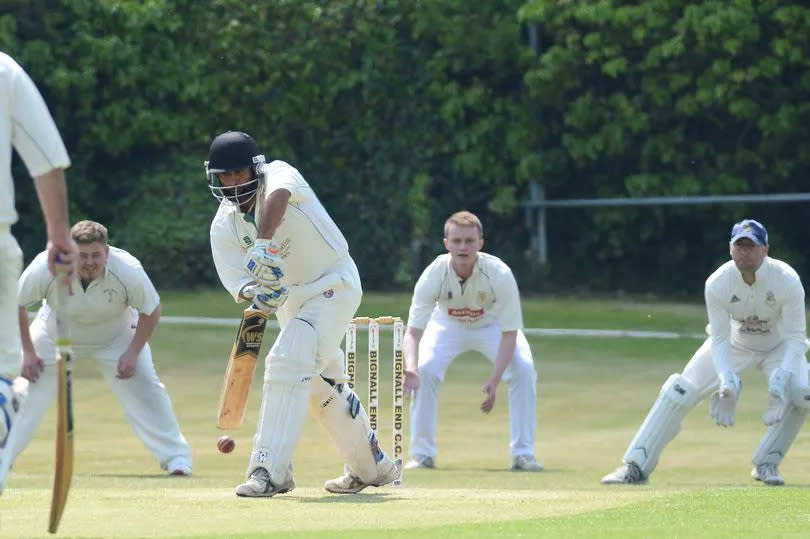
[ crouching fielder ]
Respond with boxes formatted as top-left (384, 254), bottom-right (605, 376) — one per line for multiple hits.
top-left (602, 219), bottom-right (810, 486)
top-left (14, 220), bottom-right (192, 475)
top-left (206, 131), bottom-right (398, 497)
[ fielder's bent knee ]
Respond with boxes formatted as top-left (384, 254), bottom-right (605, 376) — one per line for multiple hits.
top-left (660, 373), bottom-right (699, 407)
top-left (266, 318), bottom-right (318, 385)
top-left (790, 385), bottom-right (810, 409)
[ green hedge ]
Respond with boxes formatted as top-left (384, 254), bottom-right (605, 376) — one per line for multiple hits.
top-left (4, 1), bottom-right (810, 295)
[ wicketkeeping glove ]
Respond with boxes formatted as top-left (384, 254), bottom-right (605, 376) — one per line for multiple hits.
top-left (245, 239), bottom-right (285, 288)
top-left (241, 283), bottom-right (288, 314)
top-left (762, 367), bottom-right (791, 426)
top-left (709, 370), bottom-right (741, 427)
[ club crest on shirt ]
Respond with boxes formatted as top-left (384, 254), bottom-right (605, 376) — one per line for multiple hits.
top-left (730, 295), bottom-right (740, 303)
top-left (477, 291), bottom-right (487, 303)
top-left (243, 235), bottom-right (254, 247)
top-left (103, 289), bottom-right (118, 303)
top-left (766, 291), bottom-right (776, 306)
top-left (323, 289), bottom-right (334, 298)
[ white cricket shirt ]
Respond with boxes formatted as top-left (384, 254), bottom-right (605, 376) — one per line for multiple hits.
top-left (0, 52), bottom-right (70, 225)
top-left (408, 252), bottom-right (524, 331)
top-left (18, 246), bottom-right (160, 347)
top-left (705, 256), bottom-right (807, 373)
top-left (210, 160), bottom-right (349, 301)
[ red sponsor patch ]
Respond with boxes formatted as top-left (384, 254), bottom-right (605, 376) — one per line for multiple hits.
top-left (447, 307), bottom-right (484, 320)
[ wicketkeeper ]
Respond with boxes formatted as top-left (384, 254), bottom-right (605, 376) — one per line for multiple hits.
top-left (602, 219), bottom-right (810, 486)
top-left (205, 131), bottom-right (398, 497)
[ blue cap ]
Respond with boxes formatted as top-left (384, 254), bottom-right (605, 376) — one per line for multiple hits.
top-left (730, 219), bottom-right (768, 246)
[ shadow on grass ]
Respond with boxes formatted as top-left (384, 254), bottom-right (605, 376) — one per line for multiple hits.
top-left (88, 473), bottom-right (178, 479)
top-left (298, 492), bottom-right (401, 504)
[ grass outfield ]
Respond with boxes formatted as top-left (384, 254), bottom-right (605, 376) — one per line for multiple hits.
top-left (3, 293), bottom-right (810, 538)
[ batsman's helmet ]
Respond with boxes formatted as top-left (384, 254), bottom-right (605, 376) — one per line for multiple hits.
top-left (205, 131), bottom-right (266, 207)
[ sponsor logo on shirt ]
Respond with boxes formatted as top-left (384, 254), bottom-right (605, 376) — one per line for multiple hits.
top-left (730, 295), bottom-right (740, 303)
top-left (738, 314), bottom-right (771, 335)
top-left (278, 238), bottom-right (292, 258)
top-left (447, 307), bottom-right (484, 321)
top-left (243, 235), bottom-right (254, 247)
top-left (324, 289), bottom-right (334, 298)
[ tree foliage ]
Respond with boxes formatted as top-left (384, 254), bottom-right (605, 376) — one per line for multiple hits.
top-left (519, 0), bottom-right (810, 293)
top-left (3, 1), bottom-right (810, 294)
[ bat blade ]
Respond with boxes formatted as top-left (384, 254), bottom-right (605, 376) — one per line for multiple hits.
top-left (217, 307), bottom-right (268, 429)
top-left (49, 280), bottom-right (74, 534)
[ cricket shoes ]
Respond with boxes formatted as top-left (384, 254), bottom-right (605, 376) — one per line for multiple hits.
top-left (751, 463), bottom-right (785, 486)
top-left (236, 467), bottom-right (295, 498)
top-left (403, 454), bottom-right (435, 470)
top-left (600, 462), bottom-right (648, 485)
top-left (511, 454), bottom-right (544, 472)
top-left (167, 457), bottom-right (193, 476)
top-left (0, 376), bottom-right (29, 495)
top-left (324, 457), bottom-right (400, 494)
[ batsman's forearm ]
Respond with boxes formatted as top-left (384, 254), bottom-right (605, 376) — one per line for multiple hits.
top-left (490, 331), bottom-right (517, 385)
top-left (257, 188), bottom-right (291, 239)
top-left (33, 169), bottom-right (71, 244)
top-left (128, 305), bottom-right (161, 354)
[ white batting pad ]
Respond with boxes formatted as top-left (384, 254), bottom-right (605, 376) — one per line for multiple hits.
top-left (248, 319), bottom-right (318, 485)
top-left (309, 376), bottom-right (388, 483)
top-left (753, 401), bottom-right (809, 465)
top-left (623, 373), bottom-right (698, 476)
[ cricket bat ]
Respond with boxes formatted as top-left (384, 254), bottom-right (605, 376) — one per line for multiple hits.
top-left (216, 307), bottom-right (269, 429)
top-left (49, 279), bottom-right (74, 534)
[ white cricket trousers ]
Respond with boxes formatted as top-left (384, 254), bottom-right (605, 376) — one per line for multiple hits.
top-left (409, 317), bottom-right (537, 459)
top-left (0, 226), bottom-right (23, 377)
top-left (12, 318), bottom-right (191, 470)
top-left (682, 338), bottom-right (808, 398)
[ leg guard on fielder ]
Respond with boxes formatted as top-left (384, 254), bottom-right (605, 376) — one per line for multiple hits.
top-left (310, 375), bottom-right (395, 486)
top-left (246, 318), bottom-right (317, 487)
top-left (622, 374), bottom-right (699, 477)
top-left (752, 385), bottom-right (810, 467)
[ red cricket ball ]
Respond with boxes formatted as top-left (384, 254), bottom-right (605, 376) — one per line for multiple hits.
top-left (217, 435), bottom-right (235, 454)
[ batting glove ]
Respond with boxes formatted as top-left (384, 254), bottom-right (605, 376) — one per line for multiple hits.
top-left (245, 239), bottom-right (285, 288)
top-left (709, 370), bottom-right (741, 427)
top-left (241, 283), bottom-right (288, 314)
top-left (762, 367), bottom-right (791, 425)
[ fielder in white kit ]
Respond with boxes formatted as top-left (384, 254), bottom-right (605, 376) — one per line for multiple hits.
top-left (205, 131), bottom-right (398, 497)
top-left (1, 51), bottom-right (76, 495)
top-left (14, 220), bottom-right (193, 475)
top-left (403, 211), bottom-right (542, 471)
top-left (603, 219), bottom-right (810, 486)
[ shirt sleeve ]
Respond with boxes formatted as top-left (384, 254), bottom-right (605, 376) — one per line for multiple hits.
top-left (210, 214), bottom-right (252, 302)
top-left (17, 251), bottom-right (53, 309)
top-left (11, 62), bottom-right (71, 177)
top-left (123, 264), bottom-right (161, 316)
top-left (491, 267), bottom-right (524, 332)
top-left (263, 162), bottom-right (310, 203)
top-left (705, 280), bottom-right (734, 375)
top-left (779, 277), bottom-right (807, 369)
top-left (407, 260), bottom-right (442, 330)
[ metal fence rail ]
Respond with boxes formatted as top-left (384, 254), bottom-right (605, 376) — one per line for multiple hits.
top-left (520, 183), bottom-right (810, 264)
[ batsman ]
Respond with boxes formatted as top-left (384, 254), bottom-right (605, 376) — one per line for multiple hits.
top-left (206, 131), bottom-right (399, 497)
